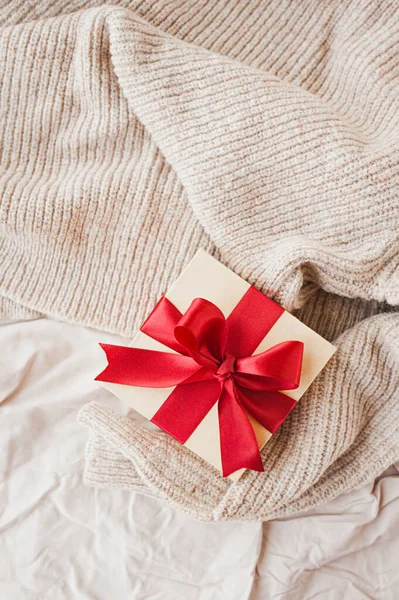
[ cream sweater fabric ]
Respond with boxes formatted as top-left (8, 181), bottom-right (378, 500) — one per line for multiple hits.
top-left (1, 0), bottom-right (398, 521)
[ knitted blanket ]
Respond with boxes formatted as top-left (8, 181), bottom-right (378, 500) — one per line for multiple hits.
top-left (1, 0), bottom-right (398, 521)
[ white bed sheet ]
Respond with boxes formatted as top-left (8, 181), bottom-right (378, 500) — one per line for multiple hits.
top-left (0, 318), bottom-right (398, 599)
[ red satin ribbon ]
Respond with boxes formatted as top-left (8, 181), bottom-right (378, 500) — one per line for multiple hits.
top-left (96, 286), bottom-right (304, 477)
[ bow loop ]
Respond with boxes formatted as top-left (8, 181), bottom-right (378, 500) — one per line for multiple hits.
top-left (234, 341), bottom-right (304, 391)
top-left (174, 298), bottom-right (227, 367)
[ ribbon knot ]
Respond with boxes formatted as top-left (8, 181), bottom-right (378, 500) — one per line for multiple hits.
top-left (215, 354), bottom-right (236, 382)
top-left (96, 286), bottom-right (304, 477)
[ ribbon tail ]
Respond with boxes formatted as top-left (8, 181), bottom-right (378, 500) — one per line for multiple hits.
top-left (151, 374), bottom-right (221, 443)
top-left (218, 379), bottom-right (264, 477)
top-left (235, 386), bottom-right (297, 434)
top-left (95, 343), bottom-right (200, 387)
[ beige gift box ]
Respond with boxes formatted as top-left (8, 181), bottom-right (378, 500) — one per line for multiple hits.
top-left (99, 250), bottom-right (336, 481)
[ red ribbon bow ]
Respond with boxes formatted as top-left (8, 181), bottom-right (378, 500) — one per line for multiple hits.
top-left (96, 287), bottom-right (304, 477)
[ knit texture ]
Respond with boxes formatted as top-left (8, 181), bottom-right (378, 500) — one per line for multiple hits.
top-left (1, 1), bottom-right (399, 520)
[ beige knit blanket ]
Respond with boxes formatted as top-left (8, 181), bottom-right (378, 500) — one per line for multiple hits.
top-left (1, 0), bottom-right (398, 521)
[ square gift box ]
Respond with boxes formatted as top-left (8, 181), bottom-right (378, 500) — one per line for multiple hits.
top-left (96, 250), bottom-right (336, 481)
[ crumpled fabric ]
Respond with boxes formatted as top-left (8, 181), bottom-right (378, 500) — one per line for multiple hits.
top-left (1, 317), bottom-right (398, 598)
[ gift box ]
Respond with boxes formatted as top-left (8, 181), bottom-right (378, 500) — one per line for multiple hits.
top-left (96, 250), bottom-right (336, 481)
